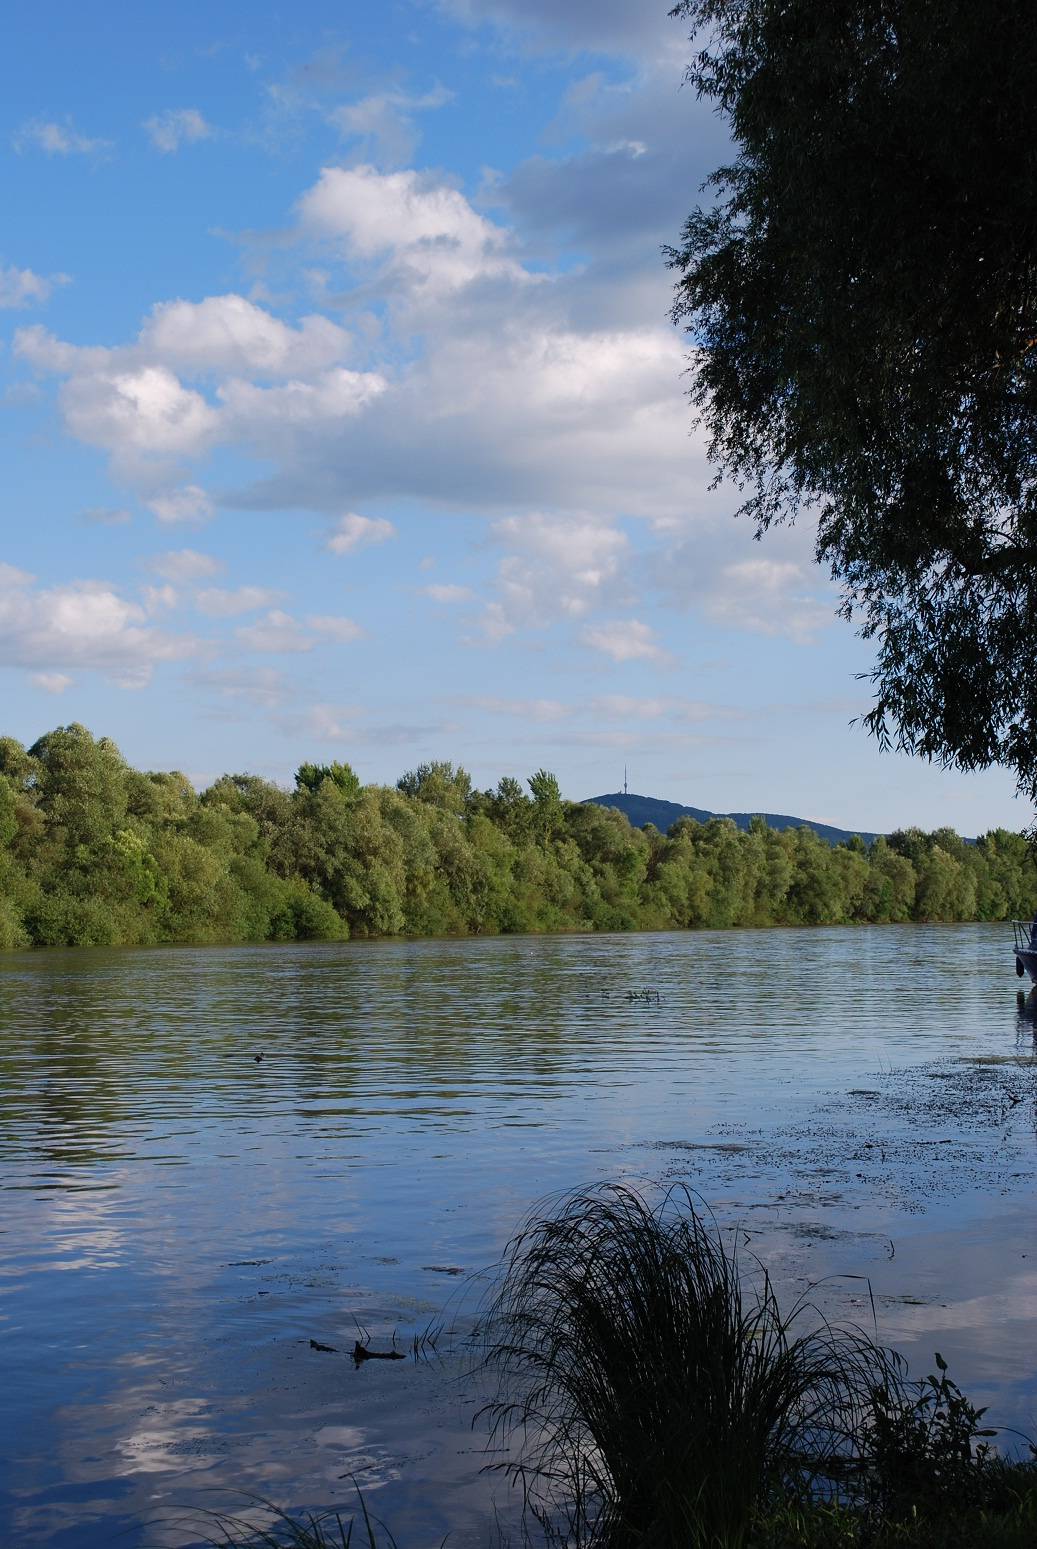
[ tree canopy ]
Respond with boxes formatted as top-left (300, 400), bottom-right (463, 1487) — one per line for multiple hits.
top-left (0, 723), bottom-right (1032, 949)
top-left (668, 1), bottom-right (1037, 797)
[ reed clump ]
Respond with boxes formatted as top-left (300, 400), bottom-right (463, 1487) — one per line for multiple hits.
top-left (475, 1183), bottom-right (898, 1549)
top-left (209, 1187), bottom-right (1037, 1549)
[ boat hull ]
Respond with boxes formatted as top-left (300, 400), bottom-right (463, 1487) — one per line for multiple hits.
top-left (1016, 949), bottom-right (1037, 984)
top-left (1011, 923), bottom-right (1037, 983)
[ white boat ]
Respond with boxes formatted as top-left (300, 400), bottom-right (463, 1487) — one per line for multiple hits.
top-left (1012, 919), bottom-right (1037, 982)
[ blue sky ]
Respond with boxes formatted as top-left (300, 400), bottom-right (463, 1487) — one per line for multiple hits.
top-left (0, 0), bottom-right (1025, 833)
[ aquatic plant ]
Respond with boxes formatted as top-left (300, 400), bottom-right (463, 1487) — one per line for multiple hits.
top-left (206, 1489), bottom-right (398, 1549)
top-left (475, 1183), bottom-right (895, 1549)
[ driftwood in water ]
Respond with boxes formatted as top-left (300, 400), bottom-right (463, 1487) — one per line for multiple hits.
top-left (352, 1339), bottom-right (405, 1363)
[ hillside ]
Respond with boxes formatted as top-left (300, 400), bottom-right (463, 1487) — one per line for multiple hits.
top-left (585, 792), bottom-right (881, 847)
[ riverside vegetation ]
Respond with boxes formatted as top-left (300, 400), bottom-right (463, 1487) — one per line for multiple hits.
top-left (214, 1187), bottom-right (1037, 1549)
top-left (1, 724), bottom-right (1035, 950)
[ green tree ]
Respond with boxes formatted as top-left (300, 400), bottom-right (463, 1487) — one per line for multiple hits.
top-left (396, 761), bottom-right (472, 814)
top-left (29, 724), bottom-right (129, 847)
top-left (295, 760), bottom-right (362, 800)
top-left (669, 0), bottom-right (1037, 797)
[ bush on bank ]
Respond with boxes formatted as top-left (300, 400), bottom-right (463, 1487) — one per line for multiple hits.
top-left (1, 724), bottom-right (1034, 949)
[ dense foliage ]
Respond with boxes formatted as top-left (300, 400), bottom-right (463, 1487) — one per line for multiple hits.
top-left (0, 724), bottom-right (1033, 948)
top-left (668, 1), bottom-right (1037, 797)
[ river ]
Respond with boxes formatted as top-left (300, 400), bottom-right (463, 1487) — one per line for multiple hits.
top-left (1, 924), bottom-right (1035, 1545)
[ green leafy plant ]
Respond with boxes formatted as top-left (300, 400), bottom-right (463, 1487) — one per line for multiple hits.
top-left (867, 1352), bottom-right (1005, 1519)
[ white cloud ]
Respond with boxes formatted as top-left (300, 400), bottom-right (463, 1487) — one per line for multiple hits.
top-left (0, 263), bottom-right (67, 309)
top-left (649, 518), bottom-right (838, 644)
top-left (195, 586), bottom-right (283, 617)
top-left (142, 294), bottom-right (352, 377)
top-left (705, 557), bottom-right (834, 643)
top-left (140, 583), bottom-right (178, 614)
top-left (9, 119), bottom-right (816, 663)
top-left (321, 513), bottom-right (397, 554)
top-left (147, 486), bottom-right (214, 525)
top-left (143, 108), bottom-right (213, 153)
top-left (479, 513), bottom-right (630, 638)
top-left (29, 672), bottom-right (72, 694)
top-left (217, 368), bottom-right (385, 439)
top-left (298, 164), bottom-right (533, 300)
top-left (276, 702), bottom-right (360, 741)
top-left (307, 613), bottom-right (365, 642)
top-left (580, 618), bottom-right (672, 664)
top-left (235, 610), bottom-right (315, 653)
top-left (12, 303), bottom-right (380, 491)
top-left (0, 564), bottom-right (196, 684)
top-left (327, 85), bottom-right (452, 166)
top-left (13, 118), bottom-right (111, 155)
top-left (141, 549), bottom-right (224, 582)
top-left (59, 365), bottom-right (220, 458)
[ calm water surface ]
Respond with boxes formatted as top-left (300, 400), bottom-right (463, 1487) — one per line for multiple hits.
top-left (1, 925), bottom-right (1035, 1546)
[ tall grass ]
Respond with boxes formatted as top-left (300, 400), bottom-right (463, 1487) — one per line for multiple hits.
top-left (475, 1184), bottom-right (897, 1549)
top-left (206, 1492), bottom-right (396, 1549)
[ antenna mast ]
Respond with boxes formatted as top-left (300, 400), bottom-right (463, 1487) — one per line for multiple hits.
top-left (623, 764), bottom-right (628, 796)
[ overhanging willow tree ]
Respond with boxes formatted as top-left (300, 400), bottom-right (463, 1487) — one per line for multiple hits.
top-left (668, 0), bottom-right (1037, 798)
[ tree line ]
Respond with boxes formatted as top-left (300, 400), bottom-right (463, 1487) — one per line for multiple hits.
top-left (0, 723), bottom-right (1033, 949)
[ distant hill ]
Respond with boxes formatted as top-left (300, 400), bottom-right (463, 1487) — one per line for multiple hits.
top-left (584, 792), bottom-right (881, 847)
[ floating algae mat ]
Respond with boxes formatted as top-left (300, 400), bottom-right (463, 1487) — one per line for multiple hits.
top-left (0, 923), bottom-right (1034, 1545)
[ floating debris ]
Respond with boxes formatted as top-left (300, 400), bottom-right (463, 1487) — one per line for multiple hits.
top-left (352, 1339), bottom-right (404, 1364)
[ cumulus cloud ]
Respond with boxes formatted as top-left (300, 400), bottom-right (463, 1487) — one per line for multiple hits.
top-left (13, 299), bottom-right (380, 490)
top-left (235, 609), bottom-right (315, 654)
top-left (478, 513), bottom-right (630, 638)
top-left (231, 609), bottom-right (365, 652)
top-left (142, 294), bottom-right (352, 376)
top-left (298, 164), bottom-right (534, 301)
top-left (649, 517), bottom-right (838, 644)
top-left (321, 512), bottom-right (396, 554)
top-left (140, 583), bottom-right (178, 614)
top-left (55, 363), bottom-right (221, 460)
top-left (13, 118), bottom-right (111, 155)
top-left (146, 486), bottom-right (213, 525)
top-left (143, 108), bottom-right (214, 153)
top-left (307, 613), bottom-right (365, 642)
top-left (0, 563), bottom-right (196, 685)
top-left (0, 262), bottom-right (68, 309)
top-left (580, 618), bottom-right (672, 664)
top-left (29, 672), bottom-right (72, 694)
top-left (13, 162), bottom-right (695, 532)
top-left (9, 92), bottom-right (818, 652)
top-left (704, 558), bottom-right (834, 643)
